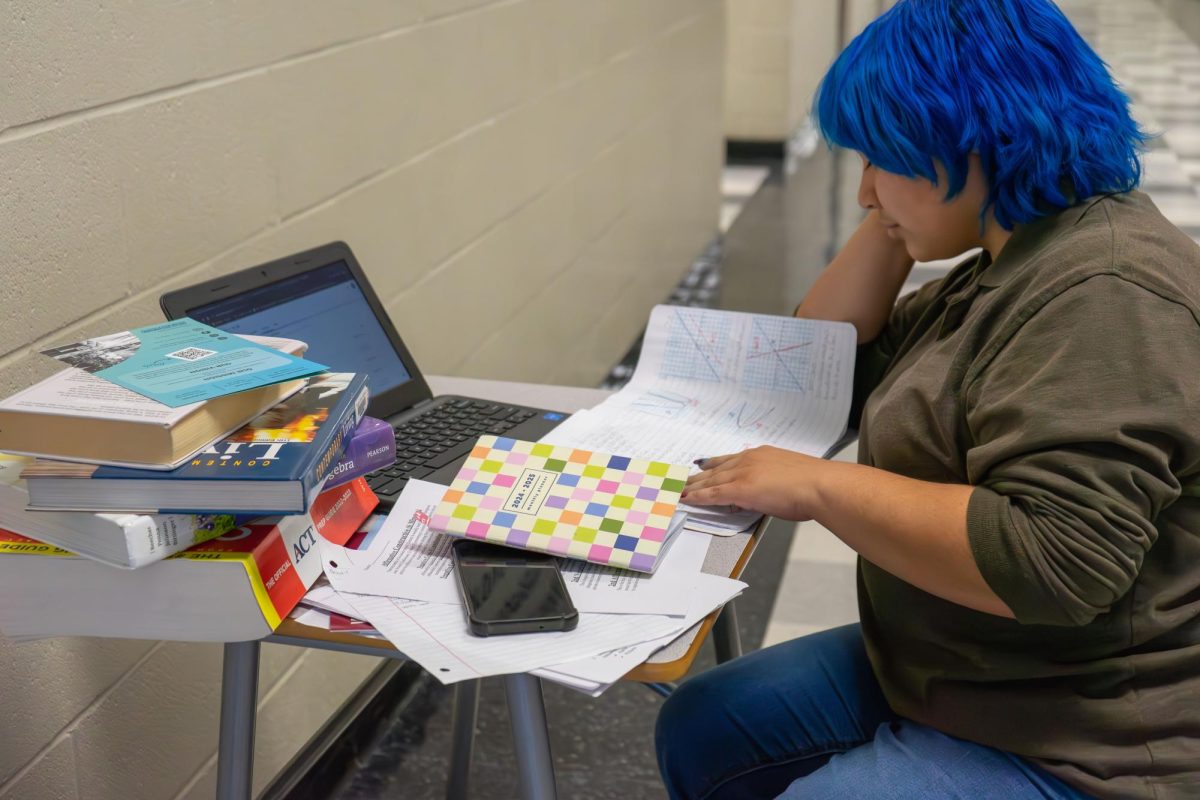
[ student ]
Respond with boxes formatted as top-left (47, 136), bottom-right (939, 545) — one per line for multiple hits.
top-left (658, 0), bottom-right (1200, 797)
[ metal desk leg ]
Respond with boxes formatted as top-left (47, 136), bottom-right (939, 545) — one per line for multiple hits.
top-left (713, 600), bottom-right (743, 663)
top-left (503, 674), bottom-right (557, 800)
top-left (446, 679), bottom-right (480, 800)
top-left (217, 640), bottom-right (261, 800)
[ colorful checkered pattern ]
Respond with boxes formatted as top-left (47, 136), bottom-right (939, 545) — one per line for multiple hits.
top-left (429, 436), bottom-right (690, 573)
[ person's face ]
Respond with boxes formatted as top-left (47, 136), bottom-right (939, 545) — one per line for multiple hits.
top-left (856, 153), bottom-right (991, 261)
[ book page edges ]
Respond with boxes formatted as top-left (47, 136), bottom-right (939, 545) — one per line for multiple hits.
top-left (2, 378), bottom-right (306, 469)
top-left (174, 549), bottom-right (280, 629)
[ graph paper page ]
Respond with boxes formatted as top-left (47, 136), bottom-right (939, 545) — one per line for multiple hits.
top-left (544, 305), bottom-right (857, 467)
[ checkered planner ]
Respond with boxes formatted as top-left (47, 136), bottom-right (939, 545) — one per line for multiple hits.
top-left (429, 436), bottom-right (690, 573)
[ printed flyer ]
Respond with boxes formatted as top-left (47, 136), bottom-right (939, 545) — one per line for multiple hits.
top-left (41, 318), bottom-right (327, 407)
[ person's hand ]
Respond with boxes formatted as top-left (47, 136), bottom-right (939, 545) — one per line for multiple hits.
top-left (683, 446), bottom-right (833, 522)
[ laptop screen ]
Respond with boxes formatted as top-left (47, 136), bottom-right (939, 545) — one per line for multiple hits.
top-left (185, 260), bottom-right (413, 397)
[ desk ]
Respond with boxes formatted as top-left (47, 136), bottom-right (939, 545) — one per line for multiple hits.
top-left (216, 376), bottom-right (764, 800)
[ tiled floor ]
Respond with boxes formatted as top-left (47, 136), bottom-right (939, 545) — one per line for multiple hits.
top-left (1085, 0), bottom-right (1200, 247)
top-left (763, 0), bottom-right (1200, 648)
top-left (719, 165), bottom-right (771, 233)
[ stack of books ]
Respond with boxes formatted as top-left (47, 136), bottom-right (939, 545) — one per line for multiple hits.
top-left (0, 332), bottom-right (398, 641)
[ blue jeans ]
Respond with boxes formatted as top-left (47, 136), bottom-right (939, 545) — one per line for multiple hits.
top-left (655, 624), bottom-right (1092, 799)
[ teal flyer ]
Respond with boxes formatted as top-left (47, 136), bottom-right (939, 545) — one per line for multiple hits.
top-left (41, 319), bottom-right (328, 407)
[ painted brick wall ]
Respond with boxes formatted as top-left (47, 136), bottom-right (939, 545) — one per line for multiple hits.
top-left (723, 0), bottom-right (888, 143)
top-left (0, 2), bottom-right (724, 797)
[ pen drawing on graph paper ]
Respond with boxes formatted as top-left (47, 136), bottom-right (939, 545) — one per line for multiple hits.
top-left (653, 307), bottom-right (818, 394)
top-left (741, 317), bottom-right (813, 392)
top-left (630, 389), bottom-right (699, 419)
top-left (721, 400), bottom-right (775, 433)
top-left (658, 308), bottom-right (736, 383)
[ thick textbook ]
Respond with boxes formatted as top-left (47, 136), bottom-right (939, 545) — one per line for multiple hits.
top-left (0, 455), bottom-right (236, 568)
top-left (0, 478), bottom-right (377, 642)
top-left (0, 335), bottom-right (311, 469)
top-left (430, 436), bottom-right (690, 573)
top-left (22, 373), bottom-right (369, 514)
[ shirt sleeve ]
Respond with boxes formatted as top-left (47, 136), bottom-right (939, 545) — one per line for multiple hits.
top-left (964, 274), bottom-right (1200, 626)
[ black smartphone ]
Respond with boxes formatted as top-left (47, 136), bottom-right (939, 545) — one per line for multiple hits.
top-left (450, 539), bottom-right (579, 637)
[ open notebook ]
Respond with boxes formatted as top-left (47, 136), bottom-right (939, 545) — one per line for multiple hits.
top-left (541, 305), bottom-right (858, 533)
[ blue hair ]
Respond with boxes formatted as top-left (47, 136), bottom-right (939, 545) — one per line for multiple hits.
top-left (813, 0), bottom-right (1147, 230)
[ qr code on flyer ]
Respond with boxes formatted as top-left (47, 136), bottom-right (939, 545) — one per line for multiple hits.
top-left (166, 347), bottom-right (217, 362)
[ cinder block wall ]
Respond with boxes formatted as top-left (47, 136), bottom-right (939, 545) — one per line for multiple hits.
top-left (724, 0), bottom-right (835, 142)
top-left (0, 2), bottom-right (724, 798)
top-left (724, 0), bottom-right (887, 144)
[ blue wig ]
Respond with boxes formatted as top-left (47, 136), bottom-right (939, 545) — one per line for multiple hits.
top-left (813, 0), bottom-right (1147, 229)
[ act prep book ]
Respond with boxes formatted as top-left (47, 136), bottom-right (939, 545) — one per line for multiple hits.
top-left (0, 478), bottom-right (377, 641)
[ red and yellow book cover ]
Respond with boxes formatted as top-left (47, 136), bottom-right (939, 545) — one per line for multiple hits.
top-left (0, 530), bottom-right (72, 556)
top-left (0, 478), bottom-right (378, 632)
top-left (178, 477), bottom-right (377, 628)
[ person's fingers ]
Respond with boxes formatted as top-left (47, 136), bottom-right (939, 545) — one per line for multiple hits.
top-left (683, 467), bottom-right (749, 499)
top-left (682, 481), bottom-right (737, 506)
top-left (693, 453), bottom-right (737, 470)
top-left (684, 467), bottom-right (737, 491)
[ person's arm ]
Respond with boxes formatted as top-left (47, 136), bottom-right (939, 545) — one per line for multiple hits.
top-left (816, 463), bottom-right (1011, 614)
top-left (683, 448), bottom-right (1011, 616)
top-left (794, 210), bottom-right (915, 343)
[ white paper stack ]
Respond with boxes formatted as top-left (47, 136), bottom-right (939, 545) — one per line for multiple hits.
top-left (299, 480), bottom-right (745, 694)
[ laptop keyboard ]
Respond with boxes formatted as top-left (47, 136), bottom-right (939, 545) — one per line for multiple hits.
top-left (365, 398), bottom-right (541, 499)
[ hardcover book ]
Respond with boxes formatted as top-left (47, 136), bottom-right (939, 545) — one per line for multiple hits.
top-left (21, 373), bottom-right (369, 515)
top-left (429, 436), bottom-right (690, 573)
top-left (0, 478), bottom-right (377, 642)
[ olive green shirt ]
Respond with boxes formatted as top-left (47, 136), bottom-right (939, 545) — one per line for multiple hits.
top-left (855, 191), bottom-right (1200, 798)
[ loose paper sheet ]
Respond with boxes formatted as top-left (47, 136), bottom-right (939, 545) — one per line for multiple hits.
top-left (532, 572), bottom-right (746, 691)
top-left (41, 320), bottom-right (326, 407)
top-left (340, 593), bottom-right (687, 684)
top-left (320, 480), bottom-right (709, 615)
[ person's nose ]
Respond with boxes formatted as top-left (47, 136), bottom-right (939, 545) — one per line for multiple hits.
top-left (857, 168), bottom-right (878, 210)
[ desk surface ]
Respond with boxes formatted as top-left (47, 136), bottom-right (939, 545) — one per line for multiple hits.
top-left (272, 375), bottom-right (763, 684)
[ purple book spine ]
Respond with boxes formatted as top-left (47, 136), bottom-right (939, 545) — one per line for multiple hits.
top-left (324, 417), bottom-right (396, 489)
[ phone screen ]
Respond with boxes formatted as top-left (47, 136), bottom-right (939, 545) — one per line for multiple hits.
top-left (452, 540), bottom-right (577, 633)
